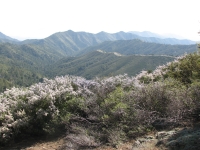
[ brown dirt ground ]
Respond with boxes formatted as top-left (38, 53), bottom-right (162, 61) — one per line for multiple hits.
top-left (0, 135), bottom-right (159, 150)
top-left (2, 123), bottom-right (199, 150)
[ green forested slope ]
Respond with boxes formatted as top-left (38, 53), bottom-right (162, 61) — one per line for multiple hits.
top-left (79, 39), bottom-right (196, 56)
top-left (0, 30), bottom-right (196, 92)
top-left (0, 43), bottom-right (48, 91)
top-left (47, 50), bottom-right (174, 79)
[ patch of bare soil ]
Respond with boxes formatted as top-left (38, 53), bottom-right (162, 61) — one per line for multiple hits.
top-left (94, 135), bottom-right (161, 150)
top-left (1, 133), bottom-right (159, 150)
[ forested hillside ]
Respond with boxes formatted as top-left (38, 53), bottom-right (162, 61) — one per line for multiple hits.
top-left (79, 39), bottom-right (196, 56)
top-left (0, 31), bottom-right (196, 92)
top-left (47, 50), bottom-right (174, 79)
top-left (0, 43), bottom-right (49, 91)
top-left (1, 52), bottom-right (200, 149)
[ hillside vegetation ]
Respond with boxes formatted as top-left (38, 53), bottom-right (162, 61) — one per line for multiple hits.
top-left (1, 53), bottom-right (200, 149)
top-left (1, 35), bottom-right (191, 92)
top-left (48, 50), bottom-right (174, 79)
top-left (20, 30), bottom-right (196, 58)
top-left (0, 30), bottom-right (197, 93)
top-left (0, 43), bottom-right (46, 91)
top-left (0, 42), bottom-right (174, 92)
top-left (79, 39), bottom-right (196, 56)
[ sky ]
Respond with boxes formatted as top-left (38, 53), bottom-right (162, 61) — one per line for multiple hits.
top-left (0, 0), bottom-right (200, 41)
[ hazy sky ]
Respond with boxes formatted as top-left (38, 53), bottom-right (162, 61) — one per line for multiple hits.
top-left (0, 0), bottom-right (200, 41)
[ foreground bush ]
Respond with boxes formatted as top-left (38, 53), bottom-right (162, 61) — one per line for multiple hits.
top-left (0, 75), bottom-right (135, 145)
top-left (0, 76), bottom-right (75, 144)
top-left (0, 72), bottom-right (200, 147)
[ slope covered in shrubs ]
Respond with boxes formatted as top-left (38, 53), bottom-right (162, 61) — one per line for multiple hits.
top-left (137, 53), bottom-right (200, 86)
top-left (1, 53), bottom-right (200, 148)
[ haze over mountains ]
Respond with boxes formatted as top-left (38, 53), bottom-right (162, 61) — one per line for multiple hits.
top-left (0, 32), bottom-right (19, 43)
top-left (0, 30), bottom-right (197, 92)
top-left (129, 31), bottom-right (187, 40)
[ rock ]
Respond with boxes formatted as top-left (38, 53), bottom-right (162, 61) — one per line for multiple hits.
top-left (133, 140), bottom-right (141, 147)
top-left (156, 130), bottom-right (176, 140)
top-left (144, 136), bottom-right (154, 140)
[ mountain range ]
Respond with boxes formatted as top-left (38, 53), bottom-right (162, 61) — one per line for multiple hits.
top-left (0, 30), bottom-right (196, 57)
top-left (0, 30), bottom-right (197, 92)
top-left (0, 32), bottom-right (19, 43)
top-left (22, 30), bottom-right (195, 56)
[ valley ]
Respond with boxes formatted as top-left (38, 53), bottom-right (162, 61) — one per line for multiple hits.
top-left (0, 30), bottom-right (200, 150)
top-left (0, 30), bottom-right (196, 92)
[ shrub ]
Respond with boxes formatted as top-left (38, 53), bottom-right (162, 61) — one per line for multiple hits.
top-left (1, 68), bottom-right (200, 147)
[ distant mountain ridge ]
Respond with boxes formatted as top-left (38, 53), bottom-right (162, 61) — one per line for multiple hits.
top-left (0, 30), bottom-right (197, 91)
top-left (18, 30), bottom-right (196, 57)
top-left (0, 30), bottom-right (196, 65)
top-left (0, 30), bottom-right (195, 46)
top-left (0, 32), bottom-right (19, 43)
top-left (0, 30), bottom-right (196, 58)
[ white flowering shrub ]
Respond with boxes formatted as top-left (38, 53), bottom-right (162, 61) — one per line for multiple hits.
top-left (1, 57), bottom-right (200, 147)
top-left (0, 74), bottom-right (137, 145)
top-left (135, 53), bottom-right (188, 84)
top-left (0, 76), bottom-right (76, 144)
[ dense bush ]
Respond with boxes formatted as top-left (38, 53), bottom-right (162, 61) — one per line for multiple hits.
top-left (164, 53), bottom-right (200, 84)
top-left (1, 54), bottom-right (200, 147)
